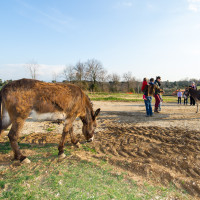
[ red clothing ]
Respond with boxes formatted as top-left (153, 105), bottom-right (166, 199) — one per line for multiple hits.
top-left (141, 81), bottom-right (147, 92)
top-left (154, 94), bottom-right (160, 109)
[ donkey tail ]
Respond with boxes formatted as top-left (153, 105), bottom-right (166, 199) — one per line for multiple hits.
top-left (0, 95), bottom-right (11, 136)
top-left (0, 93), bottom-right (2, 135)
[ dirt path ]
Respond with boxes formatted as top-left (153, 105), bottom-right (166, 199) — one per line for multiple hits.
top-left (0, 101), bottom-right (200, 197)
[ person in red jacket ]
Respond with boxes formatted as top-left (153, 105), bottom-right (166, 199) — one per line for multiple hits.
top-left (141, 78), bottom-right (148, 100)
top-left (141, 78), bottom-right (148, 92)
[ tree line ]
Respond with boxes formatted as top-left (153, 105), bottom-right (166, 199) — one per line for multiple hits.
top-left (1, 59), bottom-right (199, 95)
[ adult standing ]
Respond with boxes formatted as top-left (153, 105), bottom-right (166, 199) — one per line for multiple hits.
top-left (190, 82), bottom-right (196, 106)
top-left (154, 76), bottom-right (162, 113)
top-left (144, 78), bottom-right (156, 116)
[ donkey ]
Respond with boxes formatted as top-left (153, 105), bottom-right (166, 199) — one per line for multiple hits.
top-left (0, 79), bottom-right (100, 163)
top-left (185, 87), bottom-right (200, 113)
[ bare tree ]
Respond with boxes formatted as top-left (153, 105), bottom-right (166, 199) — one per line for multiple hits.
top-left (86, 59), bottom-right (106, 91)
top-left (25, 59), bottom-right (40, 79)
top-left (74, 61), bottom-right (86, 82)
top-left (86, 59), bottom-right (103, 83)
top-left (123, 71), bottom-right (136, 92)
top-left (109, 73), bottom-right (121, 83)
top-left (98, 69), bottom-right (108, 92)
top-left (62, 65), bottom-right (75, 82)
top-left (52, 71), bottom-right (59, 83)
top-left (108, 73), bottom-right (121, 92)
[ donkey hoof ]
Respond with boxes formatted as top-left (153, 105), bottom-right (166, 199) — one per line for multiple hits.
top-left (21, 158), bottom-right (31, 164)
top-left (58, 153), bottom-right (66, 159)
top-left (75, 142), bottom-right (81, 148)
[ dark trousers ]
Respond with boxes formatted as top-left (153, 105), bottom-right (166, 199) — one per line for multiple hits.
top-left (184, 98), bottom-right (188, 105)
top-left (190, 96), bottom-right (195, 105)
top-left (178, 97), bottom-right (181, 104)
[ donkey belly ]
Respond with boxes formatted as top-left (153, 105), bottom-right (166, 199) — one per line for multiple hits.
top-left (29, 110), bottom-right (66, 121)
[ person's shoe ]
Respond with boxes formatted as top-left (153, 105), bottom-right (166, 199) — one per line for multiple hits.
top-left (154, 108), bottom-right (159, 113)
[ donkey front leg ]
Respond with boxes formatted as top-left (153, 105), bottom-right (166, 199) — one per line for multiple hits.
top-left (58, 117), bottom-right (79, 158)
top-left (8, 120), bottom-right (29, 163)
top-left (58, 126), bottom-right (73, 158)
top-left (196, 103), bottom-right (199, 113)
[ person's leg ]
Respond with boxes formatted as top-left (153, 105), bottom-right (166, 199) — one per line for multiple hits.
top-left (149, 96), bottom-right (153, 116)
top-left (144, 100), bottom-right (149, 116)
top-left (190, 96), bottom-right (193, 105)
top-left (158, 103), bottom-right (161, 111)
top-left (158, 95), bottom-right (162, 111)
top-left (146, 98), bottom-right (151, 116)
top-left (154, 94), bottom-right (160, 112)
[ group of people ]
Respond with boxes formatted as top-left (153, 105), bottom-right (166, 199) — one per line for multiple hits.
top-left (177, 82), bottom-right (196, 105)
top-left (142, 78), bottom-right (197, 116)
top-left (141, 76), bottom-right (163, 117)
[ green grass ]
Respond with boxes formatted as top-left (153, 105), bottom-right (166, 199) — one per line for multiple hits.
top-left (46, 126), bottom-right (56, 132)
top-left (90, 96), bottom-right (143, 102)
top-left (88, 92), bottom-right (177, 103)
top-left (0, 144), bottom-right (190, 200)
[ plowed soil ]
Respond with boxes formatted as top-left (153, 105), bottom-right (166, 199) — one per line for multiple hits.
top-left (1, 102), bottom-right (200, 198)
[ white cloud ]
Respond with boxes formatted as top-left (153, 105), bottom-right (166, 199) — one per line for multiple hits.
top-left (187, 0), bottom-right (200, 12)
top-left (188, 0), bottom-right (200, 2)
top-left (188, 4), bottom-right (199, 11)
top-left (39, 64), bottom-right (64, 75)
top-left (0, 64), bottom-right (65, 82)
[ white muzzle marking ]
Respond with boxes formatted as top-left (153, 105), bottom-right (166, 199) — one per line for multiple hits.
top-left (87, 135), bottom-right (94, 142)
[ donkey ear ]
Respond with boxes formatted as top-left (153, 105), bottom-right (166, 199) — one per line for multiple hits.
top-left (94, 108), bottom-right (101, 120)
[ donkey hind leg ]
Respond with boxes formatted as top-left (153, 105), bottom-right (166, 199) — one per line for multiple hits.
top-left (8, 119), bottom-right (27, 162)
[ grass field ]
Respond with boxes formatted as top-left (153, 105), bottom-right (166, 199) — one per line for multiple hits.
top-left (88, 92), bottom-right (177, 103)
top-left (0, 143), bottom-right (190, 200)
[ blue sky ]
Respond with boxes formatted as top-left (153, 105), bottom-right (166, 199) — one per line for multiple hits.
top-left (0, 0), bottom-right (200, 82)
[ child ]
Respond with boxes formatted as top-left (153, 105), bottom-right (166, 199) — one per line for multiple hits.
top-left (177, 89), bottom-right (182, 104)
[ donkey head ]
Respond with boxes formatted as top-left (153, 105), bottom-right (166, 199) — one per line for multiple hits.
top-left (81, 108), bottom-right (100, 142)
top-left (184, 87), bottom-right (192, 97)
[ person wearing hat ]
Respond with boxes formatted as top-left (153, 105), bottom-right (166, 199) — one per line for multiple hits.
top-left (154, 76), bottom-right (162, 113)
top-left (190, 82), bottom-right (196, 106)
top-left (143, 78), bottom-right (157, 116)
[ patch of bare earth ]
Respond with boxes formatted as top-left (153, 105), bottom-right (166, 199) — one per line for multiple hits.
top-left (0, 101), bottom-right (200, 198)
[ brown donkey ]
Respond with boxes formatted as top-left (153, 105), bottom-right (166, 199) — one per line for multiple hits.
top-left (0, 79), bottom-right (100, 163)
top-left (185, 87), bottom-right (200, 113)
